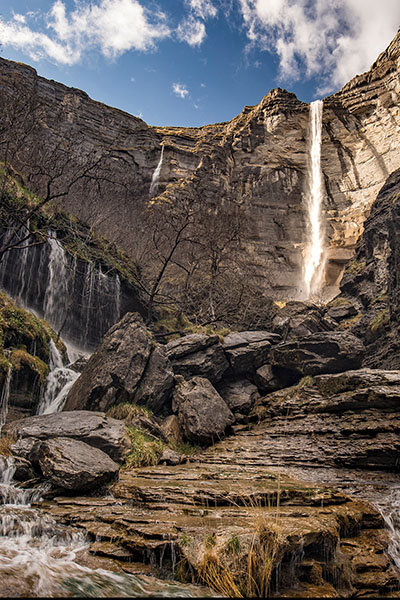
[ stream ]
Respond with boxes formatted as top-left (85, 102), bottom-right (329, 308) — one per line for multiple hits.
top-left (0, 457), bottom-right (215, 598)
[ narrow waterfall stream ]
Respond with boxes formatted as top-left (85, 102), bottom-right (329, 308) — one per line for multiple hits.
top-left (149, 145), bottom-right (164, 196)
top-left (0, 364), bottom-right (12, 434)
top-left (36, 340), bottom-right (80, 415)
top-left (302, 99), bottom-right (326, 299)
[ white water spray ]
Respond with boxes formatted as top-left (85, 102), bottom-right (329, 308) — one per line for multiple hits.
top-left (302, 100), bottom-right (326, 299)
top-left (0, 364), bottom-right (12, 435)
top-left (149, 145), bottom-right (164, 196)
top-left (37, 340), bottom-right (79, 415)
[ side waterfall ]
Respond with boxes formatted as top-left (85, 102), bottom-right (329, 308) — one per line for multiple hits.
top-left (302, 99), bottom-right (326, 299)
top-left (0, 364), bottom-right (12, 434)
top-left (0, 228), bottom-right (123, 351)
top-left (36, 340), bottom-right (79, 415)
top-left (149, 145), bottom-right (164, 196)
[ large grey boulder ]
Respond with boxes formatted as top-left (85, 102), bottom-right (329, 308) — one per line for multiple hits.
top-left (64, 313), bottom-right (174, 414)
top-left (269, 331), bottom-right (364, 380)
top-left (35, 437), bottom-right (119, 491)
top-left (217, 379), bottom-right (260, 416)
top-left (5, 410), bottom-right (130, 463)
top-left (172, 376), bottom-right (234, 445)
top-left (222, 331), bottom-right (280, 375)
top-left (166, 334), bottom-right (229, 383)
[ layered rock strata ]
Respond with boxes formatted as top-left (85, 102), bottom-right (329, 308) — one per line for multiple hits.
top-left (1, 31), bottom-right (399, 296)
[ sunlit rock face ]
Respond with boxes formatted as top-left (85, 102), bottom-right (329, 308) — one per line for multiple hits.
top-left (0, 31), bottom-right (399, 298)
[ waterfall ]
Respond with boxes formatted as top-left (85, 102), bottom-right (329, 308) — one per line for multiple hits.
top-left (0, 226), bottom-right (126, 351)
top-left (149, 145), bottom-right (164, 196)
top-left (43, 235), bottom-right (71, 334)
top-left (36, 340), bottom-right (79, 415)
top-left (302, 100), bottom-right (326, 299)
top-left (0, 364), bottom-right (12, 434)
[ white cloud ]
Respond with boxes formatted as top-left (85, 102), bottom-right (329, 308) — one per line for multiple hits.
top-left (187, 0), bottom-right (217, 20)
top-left (177, 15), bottom-right (206, 47)
top-left (238, 0), bottom-right (400, 94)
top-left (0, 0), bottom-right (171, 65)
top-left (172, 82), bottom-right (189, 98)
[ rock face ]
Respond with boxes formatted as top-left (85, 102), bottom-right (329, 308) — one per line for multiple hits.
top-left (172, 376), bottom-right (234, 445)
top-left (249, 368), bottom-right (400, 471)
top-left (4, 410), bottom-right (130, 463)
top-left (337, 168), bottom-right (400, 368)
top-left (269, 331), bottom-right (364, 380)
top-left (1, 31), bottom-right (400, 297)
top-left (35, 437), bottom-right (119, 491)
top-left (64, 313), bottom-right (174, 414)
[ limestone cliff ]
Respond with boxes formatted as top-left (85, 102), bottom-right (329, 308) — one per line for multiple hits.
top-left (0, 30), bottom-right (399, 298)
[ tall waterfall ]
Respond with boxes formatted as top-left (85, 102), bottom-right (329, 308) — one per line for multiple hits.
top-left (149, 145), bottom-right (164, 196)
top-left (302, 100), bottom-right (326, 299)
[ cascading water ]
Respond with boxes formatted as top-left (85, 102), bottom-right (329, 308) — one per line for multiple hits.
top-left (149, 145), bottom-right (164, 196)
top-left (0, 458), bottom-right (209, 597)
top-left (302, 99), bottom-right (326, 300)
top-left (0, 364), bottom-right (12, 434)
top-left (36, 340), bottom-right (79, 415)
top-left (0, 226), bottom-right (127, 351)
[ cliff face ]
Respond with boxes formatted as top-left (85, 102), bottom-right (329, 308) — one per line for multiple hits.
top-left (1, 30), bottom-right (400, 298)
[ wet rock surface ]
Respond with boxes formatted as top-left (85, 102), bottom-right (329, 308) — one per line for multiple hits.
top-left (35, 437), bottom-right (119, 491)
top-left (42, 436), bottom-right (399, 598)
top-left (4, 410), bottom-right (131, 463)
top-left (64, 313), bottom-right (174, 414)
top-left (222, 330), bottom-right (280, 375)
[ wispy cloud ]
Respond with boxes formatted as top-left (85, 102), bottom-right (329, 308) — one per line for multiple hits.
top-left (0, 0), bottom-right (170, 65)
top-left (186, 0), bottom-right (217, 20)
top-left (172, 82), bottom-right (189, 98)
top-left (238, 0), bottom-right (400, 94)
top-left (177, 15), bottom-right (206, 47)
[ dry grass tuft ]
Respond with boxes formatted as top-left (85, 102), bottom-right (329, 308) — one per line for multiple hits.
top-left (0, 433), bottom-right (15, 457)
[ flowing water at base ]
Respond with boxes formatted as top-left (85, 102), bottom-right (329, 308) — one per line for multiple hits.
top-left (0, 457), bottom-right (214, 598)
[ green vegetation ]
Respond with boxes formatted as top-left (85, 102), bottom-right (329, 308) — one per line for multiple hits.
top-left (345, 259), bottom-right (366, 276)
top-left (10, 349), bottom-right (49, 382)
top-left (153, 306), bottom-right (230, 341)
top-left (107, 402), bottom-right (153, 424)
top-left (368, 309), bottom-right (390, 334)
top-left (327, 296), bottom-right (353, 308)
top-left (337, 313), bottom-right (363, 330)
top-left (297, 375), bottom-right (314, 389)
top-left (124, 426), bottom-right (164, 468)
top-left (0, 291), bottom-right (64, 365)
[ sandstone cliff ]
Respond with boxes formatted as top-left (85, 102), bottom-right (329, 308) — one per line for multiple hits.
top-left (0, 30), bottom-right (399, 298)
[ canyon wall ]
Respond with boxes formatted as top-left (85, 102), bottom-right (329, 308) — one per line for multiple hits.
top-left (0, 30), bottom-right (399, 298)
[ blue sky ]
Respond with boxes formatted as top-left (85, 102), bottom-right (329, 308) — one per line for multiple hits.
top-left (0, 0), bottom-right (399, 127)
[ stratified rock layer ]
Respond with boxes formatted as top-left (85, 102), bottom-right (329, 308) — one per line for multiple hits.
top-left (1, 31), bottom-right (399, 296)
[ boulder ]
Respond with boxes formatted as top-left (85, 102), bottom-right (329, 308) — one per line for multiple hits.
top-left (35, 437), bottom-right (119, 491)
top-left (217, 379), bottom-right (260, 415)
top-left (64, 313), bottom-right (174, 414)
top-left (222, 331), bottom-right (280, 375)
top-left (158, 448), bottom-right (181, 466)
top-left (5, 410), bottom-right (130, 463)
top-left (166, 334), bottom-right (229, 383)
top-left (252, 364), bottom-right (283, 393)
top-left (269, 331), bottom-right (364, 380)
top-left (172, 376), bottom-right (234, 446)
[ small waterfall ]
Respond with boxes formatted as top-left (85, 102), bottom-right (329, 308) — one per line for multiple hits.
top-left (37, 340), bottom-right (79, 415)
top-left (302, 99), bottom-right (326, 299)
top-left (149, 145), bottom-right (164, 196)
top-left (0, 364), bottom-right (12, 435)
top-left (376, 488), bottom-right (400, 575)
top-left (43, 235), bottom-right (71, 334)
